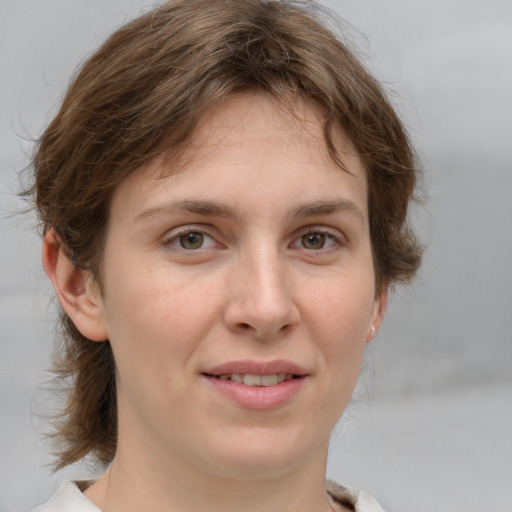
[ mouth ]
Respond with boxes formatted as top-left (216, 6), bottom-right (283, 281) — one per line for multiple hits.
top-left (202, 360), bottom-right (307, 409)
top-left (204, 373), bottom-right (299, 387)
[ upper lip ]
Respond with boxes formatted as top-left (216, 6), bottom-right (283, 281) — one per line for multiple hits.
top-left (204, 360), bottom-right (308, 376)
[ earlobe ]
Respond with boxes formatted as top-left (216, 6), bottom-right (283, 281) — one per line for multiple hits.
top-left (366, 288), bottom-right (388, 343)
top-left (42, 229), bottom-right (109, 342)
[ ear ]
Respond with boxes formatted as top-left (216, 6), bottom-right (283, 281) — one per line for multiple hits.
top-left (42, 229), bottom-right (108, 342)
top-left (366, 287), bottom-right (388, 343)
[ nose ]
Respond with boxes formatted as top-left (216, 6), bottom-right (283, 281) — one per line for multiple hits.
top-left (223, 249), bottom-right (300, 340)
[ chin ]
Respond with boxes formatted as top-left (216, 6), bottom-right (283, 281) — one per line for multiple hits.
top-left (199, 426), bottom-right (327, 480)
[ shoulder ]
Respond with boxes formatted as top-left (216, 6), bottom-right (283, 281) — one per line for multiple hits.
top-left (32, 479), bottom-right (384, 512)
top-left (31, 482), bottom-right (100, 512)
top-left (327, 479), bottom-right (386, 512)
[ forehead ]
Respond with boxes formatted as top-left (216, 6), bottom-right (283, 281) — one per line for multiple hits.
top-left (192, 94), bottom-right (325, 149)
top-left (175, 93), bottom-right (356, 173)
top-left (110, 93), bottom-right (367, 219)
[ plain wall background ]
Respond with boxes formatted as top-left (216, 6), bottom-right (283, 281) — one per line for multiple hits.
top-left (1, 1), bottom-right (511, 511)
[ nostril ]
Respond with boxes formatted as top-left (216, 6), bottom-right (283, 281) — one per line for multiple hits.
top-left (240, 323), bottom-right (251, 330)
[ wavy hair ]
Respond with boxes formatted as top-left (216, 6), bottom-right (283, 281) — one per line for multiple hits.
top-left (26, 0), bottom-right (422, 469)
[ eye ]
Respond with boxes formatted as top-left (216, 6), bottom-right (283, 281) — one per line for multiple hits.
top-left (301, 232), bottom-right (328, 250)
top-left (291, 229), bottom-right (342, 251)
top-left (166, 229), bottom-right (218, 251)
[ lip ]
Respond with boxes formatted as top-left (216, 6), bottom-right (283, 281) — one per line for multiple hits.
top-left (204, 359), bottom-right (308, 376)
top-left (202, 359), bottom-right (308, 410)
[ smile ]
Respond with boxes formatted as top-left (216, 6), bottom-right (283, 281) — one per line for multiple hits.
top-left (213, 373), bottom-right (296, 386)
top-left (203, 361), bottom-right (307, 409)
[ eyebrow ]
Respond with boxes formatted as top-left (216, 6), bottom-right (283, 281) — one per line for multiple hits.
top-left (134, 198), bottom-right (364, 224)
top-left (134, 199), bottom-right (238, 222)
top-left (290, 199), bottom-right (364, 224)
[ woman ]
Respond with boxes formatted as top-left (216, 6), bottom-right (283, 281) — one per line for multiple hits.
top-left (28, 1), bottom-right (422, 510)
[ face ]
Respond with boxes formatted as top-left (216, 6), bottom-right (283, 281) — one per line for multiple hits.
top-left (89, 94), bottom-right (386, 480)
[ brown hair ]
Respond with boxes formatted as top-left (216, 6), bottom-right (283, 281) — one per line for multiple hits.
top-left (27, 0), bottom-right (422, 469)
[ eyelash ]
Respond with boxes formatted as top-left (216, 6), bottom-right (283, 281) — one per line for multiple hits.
top-left (163, 226), bottom-right (219, 251)
top-left (162, 226), bottom-right (345, 253)
top-left (290, 227), bottom-right (345, 252)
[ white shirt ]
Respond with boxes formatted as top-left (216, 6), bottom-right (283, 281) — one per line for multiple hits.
top-left (32, 480), bottom-right (386, 512)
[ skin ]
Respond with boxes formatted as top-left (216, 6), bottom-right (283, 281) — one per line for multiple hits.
top-left (43, 93), bottom-right (387, 512)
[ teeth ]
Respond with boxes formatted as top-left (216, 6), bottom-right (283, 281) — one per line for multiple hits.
top-left (242, 374), bottom-right (262, 386)
top-left (217, 373), bottom-right (293, 386)
top-left (260, 374), bottom-right (278, 386)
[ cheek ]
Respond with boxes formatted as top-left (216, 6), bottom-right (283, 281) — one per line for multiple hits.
top-left (101, 264), bottom-right (221, 374)
top-left (309, 277), bottom-right (375, 337)
top-left (305, 275), bottom-right (375, 376)
top-left (301, 280), bottom-right (373, 429)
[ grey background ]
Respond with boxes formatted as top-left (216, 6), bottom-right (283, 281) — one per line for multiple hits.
top-left (1, 1), bottom-right (511, 511)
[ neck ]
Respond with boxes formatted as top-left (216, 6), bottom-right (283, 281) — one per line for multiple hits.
top-left (85, 436), bottom-right (335, 512)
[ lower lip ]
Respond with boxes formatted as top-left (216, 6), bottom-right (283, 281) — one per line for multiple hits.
top-left (204, 375), bottom-right (305, 410)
